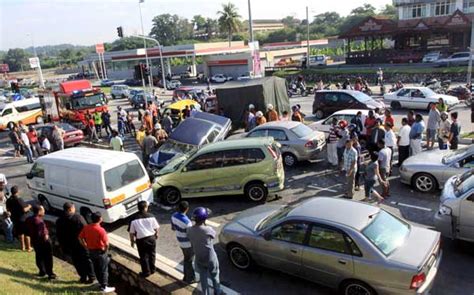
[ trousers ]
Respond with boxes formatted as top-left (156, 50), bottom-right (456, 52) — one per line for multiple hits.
top-left (398, 145), bottom-right (410, 165)
top-left (326, 143), bottom-right (338, 166)
top-left (196, 256), bottom-right (221, 295)
top-left (69, 245), bottom-right (95, 280)
top-left (181, 247), bottom-right (195, 283)
top-left (89, 250), bottom-right (109, 288)
top-left (34, 239), bottom-right (54, 276)
top-left (136, 236), bottom-right (156, 275)
top-left (346, 172), bottom-right (356, 199)
top-left (410, 139), bottom-right (422, 156)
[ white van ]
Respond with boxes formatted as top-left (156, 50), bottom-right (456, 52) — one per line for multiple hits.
top-left (111, 84), bottom-right (130, 99)
top-left (0, 97), bottom-right (43, 130)
top-left (26, 148), bottom-right (153, 223)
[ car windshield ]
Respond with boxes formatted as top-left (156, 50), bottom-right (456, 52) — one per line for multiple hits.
top-left (104, 160), bottom-right (145, 192)
top-left (351, 91), bottom-right (373, 102)
top-left (362, 210), bottom-right (410, 256)
top-left (71, 93), bottom-right (105, 109)
top-left (442, 147), bottom-right (469, 164)
top-left (159, 141), bottom-right (196, 155)
top-left (257, 204), bottom-right (295, 231)
top-left (58, 124), bottom-right (75, 132)
top-left (454, 170), bottom-right (474, 198)
top-left (290, 124), bottom-right (313, 138)
top-left (158, 155), bottom-right (188, 175)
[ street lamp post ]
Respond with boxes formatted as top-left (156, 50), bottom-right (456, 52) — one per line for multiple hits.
top-left (138, 0), bottom-right (153, 94)
top-left (467, 20), bottom-right (474, 85)
top-left (27, 33), bottom-right (45, 88)
top-left (248, 0), bottom-right (254, 43)
top-left (135, 35), bottom-right (167, 97)
top-left (306, 6), bottom-right (310, 68)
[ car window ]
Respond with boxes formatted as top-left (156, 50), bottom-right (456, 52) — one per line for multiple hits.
top-left (1, 108), bottom-right (12, 116)
top-left (248, 129), bottom-right (267, 138)
top-left (338, 93), bottom-right (353, 104)
top-left (323, 114), bottom-right (346, 125)
top-left (244, 148), bottom-right (266, 164)
top-left (308, 225), bottom-right (349, 254)
top-left (205, 130), bottom-right (220, 144)
top-left (186, 152), bottom-right (220, 171)
top-left (324, 93), bottom-right (338, 103)
top-left (397, 89), bottom-right (411, 97)
top-left (268, 129), bottom-right (288, 141)
top-left (271, 222), bottom-right (309, 245)
top-left (460, 155), bottom-right (474, 169)
top-left (411, 90), bottom-right (424, 98)
top-left (30, 162), bottom-right (45, 178)
top-left (222, 149), bottom-right (245, 167)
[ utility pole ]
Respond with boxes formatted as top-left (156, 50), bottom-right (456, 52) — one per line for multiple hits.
top-left (306, 6), bottom-right (310, 67)
top-left (138, 0), bottom-right (153, 94)
top-left (467, 20), bottom-right (474, 85)
top-left (28, 33), bottom-right (45, 88)
top-left (248, 0), bottom-right (254, 43)
top-left (134, 35), bottom-right (167, 97)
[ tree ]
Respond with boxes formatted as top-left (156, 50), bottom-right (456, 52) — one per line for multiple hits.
top-left (281, 16), bottom-right (299, 28)
top-left (340, 3), bottom-right (377, 33)
top-left (192, 15), bottom-right (207, 30)
top-left (3, 48), bottom-right (29, 72)
top-left (311, 12), bottom-right (343, 37)
top-left (150, 14), bottom-right (193, 46)
top-left (204, 18), bottom-right (218, 39)
top-left (351, 3), bottom-right (376, 15)
top-left (380, 4), bottom-right (397, 19)
top-left (108, 37), bottom-right (146, 51)
top-left (217, 2), bottom-right (241, 47)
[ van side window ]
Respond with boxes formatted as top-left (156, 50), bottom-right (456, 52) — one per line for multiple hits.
top-left (104, 160), bottom-right (145, 192)
top-left (222, 149), bottom-right (245, 167)
top-left (2, 108), bottom-right (12, 116)
top-left (187, 153), bottom-right (217, 171)
top-left (30, 163), bottom-right (45, 178)
top-left (245, 148), bottom-right (265, 164)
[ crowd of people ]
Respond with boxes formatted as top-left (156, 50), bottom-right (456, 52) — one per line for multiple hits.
top-left (244, 103), bottom-right (306, 132)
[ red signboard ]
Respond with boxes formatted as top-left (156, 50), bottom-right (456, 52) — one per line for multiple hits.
top-left (95, 43), bottom-right (105, 54)
top-left (0, 64), bottom-right (9, 73)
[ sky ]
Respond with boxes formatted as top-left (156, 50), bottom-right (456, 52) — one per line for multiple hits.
top-left (0, 0), bottom-right (390, 50)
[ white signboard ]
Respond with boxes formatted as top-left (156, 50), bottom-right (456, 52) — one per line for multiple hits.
top-left (29, 57), bottom-right (40, 69)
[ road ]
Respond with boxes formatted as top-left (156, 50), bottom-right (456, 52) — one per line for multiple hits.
top-left (1, 96), bottom-right (474, 295)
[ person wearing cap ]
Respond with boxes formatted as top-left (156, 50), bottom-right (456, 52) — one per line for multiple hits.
top-left (128, 201), bottom-right (159, 277)
top-left (162, 111), bottom-right (174, 134)
top-left (79, 212), bottom-right (115, 293)
top-left (438, 111), bottom-right (451, 150)
top-left (171, 201), bottom-right (195, 284)
top-left (266, 104), bottom-right (278, 122)
top-left (245, 104), bottom-right (256, 132)
top-left (27, 126), bottom-right (43, 158)
top-left (187, 207), bottom-right (222, 295)
top-left (255, 111), bottom-right (267, 126)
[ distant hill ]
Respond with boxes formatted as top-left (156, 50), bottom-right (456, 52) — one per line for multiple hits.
top-left (23, 44), bottom-right (94, 57)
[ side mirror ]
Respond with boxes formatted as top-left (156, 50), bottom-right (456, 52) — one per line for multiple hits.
top-left (26, 173), bottom-right (33, 180)
top-left (263, 231), bottom-right (272, 241)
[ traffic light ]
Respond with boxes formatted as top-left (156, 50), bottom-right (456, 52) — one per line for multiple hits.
top-left (117, 26), bottom-right (123, 38)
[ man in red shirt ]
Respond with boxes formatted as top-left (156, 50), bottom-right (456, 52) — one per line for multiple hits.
top-left (27, 126), bottom-right (42, 158)
top-left (79, 212), bottom-right (115, 293)
top-left (86, 116), bottom-right (99, 143)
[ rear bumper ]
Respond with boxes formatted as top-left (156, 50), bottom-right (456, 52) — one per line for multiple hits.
top-left (417, 250), bottom-right (443, 294)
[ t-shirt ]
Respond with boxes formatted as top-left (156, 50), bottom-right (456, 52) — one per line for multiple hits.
top-left (450, 121), bottom-right (461, 141)
top-left (143, 135), bottom-right (158, 155)
top-left (136, 131), bottom-right (145, 146)
top-left (6, 196), bottom-right (28, 224)
top-left (398, 125), bottom-right (411, 146)
top-left (171, 212), bottom-right (192, 249)
top-left (384, 130), bottom-right (397, 148)
top-left (410, 121), bottom-right (425, 140)
top-left (336, 128), bottom-right (349, 148)
top-left (20, 132), bottom-right (30, 147)
top-left (366, 161), bottom-right (379, 182)
top-left (110, 136), bottom-right (123, 151)
top-left (187, 224), bottom-right (217, 266)
top-left (427, 109), bottom-right (440, 130)
top-left (378, 147), bottom-right (392, 171)
top-left (384, 116), bottom-right (394, 127)
top-left (9, 131), bottom-right (20, 145)
top-left (364, 117), bottom-right (376, 136)
top-left (79, 223), bottom-right (108, 251)
top-left (128, 212), bottom-right (159, 240)
top-left (27, 131), bottom-right (38, 144)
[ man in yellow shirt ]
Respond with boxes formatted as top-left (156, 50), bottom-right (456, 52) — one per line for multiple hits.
top-left (136, 126), bottom-right (146, 148)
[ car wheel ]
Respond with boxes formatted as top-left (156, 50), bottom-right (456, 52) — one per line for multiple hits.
top-left (38, 195), bottom-right (52, 213)
top-left (111, 94), bottom-right (116, 100)
top-left (162, 187), bottom-right (181, 206)
top-left (340, 280), bottom-right (375, 295)
top-left (121, 94), bottom-right (126, 99)
top-left (314, 109), bottom-right (324, 120)
top-left (228, 243), bottom-right (253, 270)
top-left (80, 207), bottom-right (93, 224)
top-left (390, 101), bottom-right (401, 110)
top-left (413, 173), bottom-right (437, 193)
top-left (245, 182), bottom-right (268, 202)
top-left (283, 153), bottom-right (297, 167)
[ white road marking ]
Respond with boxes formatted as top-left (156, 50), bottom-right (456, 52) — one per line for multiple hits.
top-left (307, 185), bottom-right (338, 193)
top-left (206, 219), bottom-right (221, 228)
top-left (390, 201), bottom-right (432, 212)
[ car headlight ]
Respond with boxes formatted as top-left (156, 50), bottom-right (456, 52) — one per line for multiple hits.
top-left (439, 204), bottom-right (452, 216)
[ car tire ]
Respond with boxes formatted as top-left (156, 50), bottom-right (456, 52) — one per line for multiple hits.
top-left (314, 109), bottom-right (324, 120)
top-left (121, 94), bottom-right (126, 99)
top-left (413, 173), bottom-right (437, 193)
top-left (283, 153), bottom-right (297, 167)
top-left (80, 207), bottom-right (93, 224)
top-left (38, 195), bottom-right (52, 213)
top-left (390, 101), bottom-right (401, 110)
top-left (162, 187), bottom-right (182, 206)
top-left (228, 243), bottom-right (253, 270)
top-left (111, 94), bottom-right (116, 100)
top-left (245, 182), bottom-right (268, 203)
top-left (340, 280), bottom-right (375, 295)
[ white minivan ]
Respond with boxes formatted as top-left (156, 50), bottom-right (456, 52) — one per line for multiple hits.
top-left (26, 148), bottom-right (153, 223)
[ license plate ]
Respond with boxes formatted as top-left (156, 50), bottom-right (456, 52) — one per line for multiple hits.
top-left (125, 199), bottom-right (138, 209)
top-left (68, 135), bottom-right (76, 138)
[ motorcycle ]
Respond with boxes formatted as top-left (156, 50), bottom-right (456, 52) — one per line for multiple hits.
top-left (447, 85), bottom-right (471, 106)
top-left (287, 81), bottom-right (308, 97)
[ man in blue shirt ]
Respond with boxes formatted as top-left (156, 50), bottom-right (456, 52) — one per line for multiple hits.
top-left (171, 201), bottom-right (195, 284)
top-left (409, 114), bottom-right (425, 156)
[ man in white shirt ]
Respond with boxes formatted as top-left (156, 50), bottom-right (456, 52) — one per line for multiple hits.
top-left (397, 118), bottom-right (411, 166)
top-left (384, 122), bottom-right (396, 168)
top-left (19, 130), bottom-right (34, 163)
top-left (109, 130), bottom-right (124, 151)
top-left (377, 139), bottom-right (392, 198)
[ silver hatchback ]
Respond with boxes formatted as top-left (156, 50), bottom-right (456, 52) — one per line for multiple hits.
top-left (219, 197), bottom-right (442, 295)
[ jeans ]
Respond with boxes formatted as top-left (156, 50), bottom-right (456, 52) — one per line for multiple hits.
top-left (196, 256), bottom-right (221, 295)
top-left (181, 247), bottom-right (195, 283)
top-left (118, 120), bottom-right (125, 137)
top-left (398, 145), bottom-right (410, 165)
top-left (95, 125), bottom-right (102, 137)
top-left (103, 123), bottom-right (113, 136)
top-left (2, 220), bottom-right (13, 243)
top-left (30, 142), bottom-right (43, 158)
top-left (89, 250), bottom-right (109, 288)
top-left (136, 236), bottom-right (156, 275)
top-left (34, 239), bottom-right (54, 276)
top-left (24, 145), bottom-right (34, 163)
top-left (68, 245), bottom-right (95, 281)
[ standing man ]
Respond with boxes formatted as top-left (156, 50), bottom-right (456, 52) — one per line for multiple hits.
top-left (438, 112), bottom-right (451, 150)
top-left (142, 130), bottom-right (158, 168)
top-left (52, 125), bottom-right (65, 151)
top-left (26, 205), bottom-right (56, 280)
top-left (336, 120), bottom-right (349, 170)
top-left (448, 112), bottom-right (461, 150)
top-left (326, 118), bottom-right (339, 167)
top-left (109, 130), bottom-right (124, 152)
top-left (266, 104), bottom-right (279, 122)
top-left (343, 139), bottom-right (357, 199)
top-left (56, 202), bottom-right (95, 284)
top-left (187, 207), bottom-right (222, 295)
top-left (9, 124), bottom-right (22, 158)
top-left (246, 104), bottom-right (257, 131)
top-left (376, 67), bottom-right (384, 86)
top-left (378, 139), bottom-right (392, 198)
top-left (93, 111), bottom-right (103, 138)
top-left (79, 212), bottom-right (115, 293)
top-left (397, 118), bottom-right (411, 166)
top-left (384, 122), bottom-right (396, 170)
top-left (27, 126), bottom-right (42, 158)
top-left (410, 114), bottom-right (425, 156)
top-left (101, 109), bottom-right (112, 137)
top-left (364, 110), bottom-right (376, 139)
top-left (350, 111), bottom-right (363, 137)
top-left (171, 201), bottom-right (195, 284)
top-left (20, 129), bottom-right (34, 163)
top-left (426, 103), bottom-right (440, 150)
top-left (162, 111), bottom-right (174, 135)
top-left (6, 186), bottom-right (32, 252)
top-left (128, 201), bottom-right (159, 277)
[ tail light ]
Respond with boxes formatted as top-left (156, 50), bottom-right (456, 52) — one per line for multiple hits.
top-left (304, 141), bottom-right (315, 149)
top-left (103, 198), bottom-right (112, 209)
top-left (410, 272), bottom-right (426, 289)
top-left (266, 146), bottom-right (278, 160)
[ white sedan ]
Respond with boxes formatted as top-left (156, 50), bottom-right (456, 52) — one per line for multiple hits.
top-left (384, 87), bottom-right (459, 110)
top-left (211, 74), bottom-right (232, 83)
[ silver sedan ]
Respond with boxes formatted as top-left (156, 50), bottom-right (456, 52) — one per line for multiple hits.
top-left (219, 197), bottom-right (442, 295)
top-left (400, 146), bottom-right (474, 193)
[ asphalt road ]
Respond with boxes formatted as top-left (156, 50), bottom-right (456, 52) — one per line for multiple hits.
top-left (1, 96), bottom-right (474, 295)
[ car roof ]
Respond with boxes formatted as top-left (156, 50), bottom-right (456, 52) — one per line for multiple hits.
top-left (166, 99), bottom-right (199, 110)
top-left (316, 90), bottom-right (362, 96)
top-left (289, 197), bottom-right (380, 231)
top-left (169, 118), bottom-right (216, 145)
top-left (330, 109), bottom-right (370, 116)
top-left (198, 137), bottom-right (273, 154)
top-left (254, 120), bottom-right (301, 129)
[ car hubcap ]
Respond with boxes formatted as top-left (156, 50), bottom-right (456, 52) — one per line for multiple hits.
top-left (284, 155), bottom-right (295, 166)
top-left (249, 187), bottom-right (264, 201)
top-left (167, 191), bottom-right (180, 204)
top-left (345, 284), bottom-right (370, 295)
top-left (230, 247), bottom-right (250, 269)
top-left (416, 176), bottom-right (433, 192)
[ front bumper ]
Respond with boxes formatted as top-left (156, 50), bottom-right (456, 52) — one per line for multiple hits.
top-left (399, 170), bottom-right (413, 185)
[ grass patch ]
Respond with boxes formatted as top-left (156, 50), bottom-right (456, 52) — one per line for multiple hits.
top-left (462, 132), bottom-right (474, 139)
top-left (0, 239), bottom-right (98, 294)
top-left (99, 86), bottom-right (111, 95)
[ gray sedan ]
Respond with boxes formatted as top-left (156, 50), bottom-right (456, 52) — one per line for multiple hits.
top-left (400, 146), bottom-right (474, 193)
top-left (219, 197), bottom-right (441, 295)
top-left (230, 121), bottom-right (326, 167)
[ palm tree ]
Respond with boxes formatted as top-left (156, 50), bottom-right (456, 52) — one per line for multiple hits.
top-left (217, 2), bottom-right (241, 47)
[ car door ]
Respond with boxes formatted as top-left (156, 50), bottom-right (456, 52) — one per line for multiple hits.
top-left (410, 89), bottom-right (428, 109)
top-left (338, 93), bottom-right (358, 110)
top-left (256, 220), bottom-right (309, 276)
top-left (267, 129), bottom-right (291, 154)
top-left (211, 149), bottom-right (247, 194)
top-left (300, 224), bottom-right (354, 287)
top-left (180, 152), bottom-right (221, 197)
top-left (324, 93), bottom-right (340, 114)
top-left (45, 165), bottom-right (69, 208)
top-left (395, 89), bottom-right (411, 108)
top-left (247, 129), bottom-right (268, 138)
top-left (27, 162), bottom-right (47, 196)
top-left (458, 192), bottom-right (474, 242)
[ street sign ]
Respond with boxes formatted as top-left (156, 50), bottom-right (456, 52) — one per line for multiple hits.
top-left (95, 43), bottom-right (105, 54)
top-left (0, 64), bottom-right (9, 73)
top-left (29, 57), bottom-right (40, 69)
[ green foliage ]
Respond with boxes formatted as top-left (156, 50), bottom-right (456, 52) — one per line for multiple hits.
top-left (217, 2), bottom-right (242, 46)
top-left (2, 48), bottom-right (31, 71)
top-left (107, 37), bottom-right (146, 51)
top-left (150, 14), bottom-right (193, 46)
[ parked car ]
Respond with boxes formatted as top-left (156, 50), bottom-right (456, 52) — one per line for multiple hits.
top-left (219, 197), bottom-right (441, 295)
top-left (211, 74), bottom-right (233, 83)
top-left (422, 52), bottom-right (441, 63)
top-left (312, 90), bottom-right (385, 120)
top-left (167, 80), bottom-right (182, 90)
top-left (434, 169), bottom-right (474, 242)
top-left (436, 52), bottom-right (471, 67)
top-left (231, 121), bottom-right (326, 167)
top-left (308, 55), bottom-right (328, 67)
top-left (131, 93), bottom-right (162, 109)
top-left (35, 123), bottom-right (84, 148)
top-left (153, 137), bottom-right (285, 205)
top-left (123, 79), bottom-right (142, 87)
top-left (388, 52), bottom-right (423, 64)
top-left (400, 146), bottom-right (474, 193)
top-left (237, 74), bottom-right (251, 81)
top-left (163, 99), bottom-right (201, 125)
top-left (384, 87), bottom-right (459, 110)
top-left (173, 87), bottom-right (206, 101)
top-left (100, 79), bottom-right (115, 87)
top-left (149, 112), bottom-right (232, 171)
top-left (111, 84), bottom-right (130, 99)
top-left (26, 148), bottom-right (153, 223)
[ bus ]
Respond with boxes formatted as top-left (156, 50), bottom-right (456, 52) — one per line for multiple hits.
top-left (0, 98), bottom-right (43, 130)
